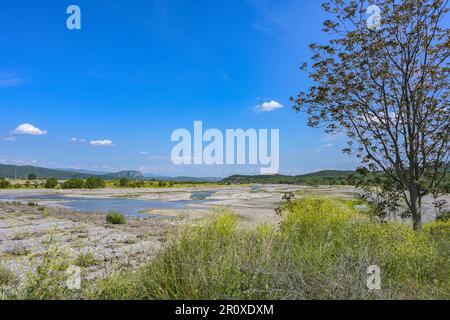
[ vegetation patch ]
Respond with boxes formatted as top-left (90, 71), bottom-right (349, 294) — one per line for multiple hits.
top-left (75, 252), bottom-right (99, 268)
top-left (106, 212), bottom-right (127, 225)
top-left (93, 198), bottom-right (449, 300)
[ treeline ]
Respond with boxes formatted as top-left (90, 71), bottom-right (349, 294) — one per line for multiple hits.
top-left (221, 173), bottom-right (353, 186)
top-left (0, 177), bottom-right (214, 190)
top-left (0, 177), bottom-right (106, 189)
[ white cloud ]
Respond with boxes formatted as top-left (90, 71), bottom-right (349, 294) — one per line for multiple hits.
top-left (322, 143), bottom-right (333, 148)
top-left (140, 151), bottom-right (149, 155)
top-left (255, 100), bottom-right (283, 112)
top-left (12, 123), bottom-right (47, 136)
top-left (71, 137), bottom-right (86, 143)
top-left (90, 139), bottom-right (114, 147)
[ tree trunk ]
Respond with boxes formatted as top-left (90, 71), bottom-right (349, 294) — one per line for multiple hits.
top-left (409, 184), bottom-right (422, 230)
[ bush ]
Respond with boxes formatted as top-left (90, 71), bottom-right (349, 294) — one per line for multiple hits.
top-left (27, 173), bottom-right (37, 180)
top-left (0, 179), bottom-right (11, 189)
top-left (85, 177), bottom-right (106, 189)
top-left (0, 265), bottom-right (18, 287)
top-left (75, 252), bottom-right (99, 268)
top-left (436, 210), bottom-right (450, 222)
top-left (61, 179), bottom-right (85, 189)
top-left (119, 178), bottom-right (129, 187)
top-left (94, 198), bottom-right (450, 300)
top-left (44, 178), bottom-right (58, 189)
top-left (106, 212), bottom-right (126, 225)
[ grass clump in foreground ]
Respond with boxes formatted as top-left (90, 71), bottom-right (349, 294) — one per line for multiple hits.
top-left (106, 211), bottom-right (126, 225)
top-left (93, 198), bottom-right (449, 300)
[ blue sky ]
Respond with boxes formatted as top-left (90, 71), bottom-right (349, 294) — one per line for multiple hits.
top-left (0, 0), bottom-right (360, 177)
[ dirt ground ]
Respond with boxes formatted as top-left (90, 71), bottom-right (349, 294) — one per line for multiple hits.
top-left (0, 201), bottom-right (174, 282)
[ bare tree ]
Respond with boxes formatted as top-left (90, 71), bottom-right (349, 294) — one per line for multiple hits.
top-left (292, 0), bottom-right (449, 229)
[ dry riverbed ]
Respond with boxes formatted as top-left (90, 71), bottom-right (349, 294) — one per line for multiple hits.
top-left (0, 201), bottom-right (174, 283)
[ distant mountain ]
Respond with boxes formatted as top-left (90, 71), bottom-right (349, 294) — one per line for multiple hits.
top-left (0, 164), bottom-right (145, 180)
top-left (0, 164), bottom-right (220, 182)
top-left (220, 170), bottom-right (355, 185)
top-left (144, 173), bottom-right (166, 179)
top-left (165, 176), bottom-right (222, 182)
top-left (298, 170), bottom-right (355, 178)
top-left (144, 174), bottom-right (221, 182)
top-left (58, 168), bottom-right (108, 175)
top-left (106, 170), bottom-right (144, 179)
top-left (0, 164), bottom-right (92, 180)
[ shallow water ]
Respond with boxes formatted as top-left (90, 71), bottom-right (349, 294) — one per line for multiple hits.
top-left (0, 193), bottom-right (214, 218)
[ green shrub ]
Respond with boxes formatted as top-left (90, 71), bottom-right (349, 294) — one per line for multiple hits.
top-left (44, 178), bottom-right (58, 189)
top-left (0, 179), bottom-right (11, 189)
top-left (436, 210), bottom-right (450, 222)
top-left (75, 252), bottom-right (99, 268)
top-left (61, 179), bottom-right (85, 189)
top-left (106, 212), bottom-right (126, 225)
top-left (85, 177), bottom-right (106, 189)
top-left (0, 265), bottom-right (18, 287)
top-left (119, 178), bottom-right (129, 187)
top-left (27, 173), bottom-right (37, 180)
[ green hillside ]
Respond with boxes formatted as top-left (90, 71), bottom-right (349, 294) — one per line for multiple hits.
top-left (0, 164), bottom-right (92, 180)
top-left (220, 170), bottom-right (355, 185)
top-left (0, 164), bottom-right (146, 180)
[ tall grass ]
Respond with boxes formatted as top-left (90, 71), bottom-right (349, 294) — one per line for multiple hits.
top-left (92, 198), bottom-right (450, 300)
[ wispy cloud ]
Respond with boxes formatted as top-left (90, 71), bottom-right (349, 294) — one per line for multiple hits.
top-left (255, 100), bottom-right (283, 113)
top-left (71, 137), bottom-right (86, 143)
top-left (3, 136), bottom-right (17, 142)
top-left (0, 72), bottom-right (25, 87)
top-left (320, 132), bottom-right (345, 142)
top-left (12, 123), bottom-right (47, 136)
top-left (322, 143), bottom-right (333, 148)
top-left (90, 139), bottom-right (114, 147)
top-left (251, 22), bottom-right (272, 33)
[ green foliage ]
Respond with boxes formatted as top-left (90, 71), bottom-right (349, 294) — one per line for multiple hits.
top-left (22, 230), bottom-right (73, 300)
top-left (0, 265), bottom-right (18, 287)
top-left (128, 180), bottom-right (146, 188)
top-left (0, 178), bottom-right (11, 189)
top-left (27, 173), bottom-right (37, 180)
top-left (75, 252), bottom-right (99, 268)
top-left (61, 179), bottom-right (85, 189)
top-left (158, 181), bottom-right (174, 187)
top-left (221, 171), bottom-right (354, 185)
top-left (106, 211), bottom-right (126, 225)
top-left (119, 178), bottom-right (129, 187)
top-left (436, 211), bottom-right (450, 222)
top-left (84, 177), bottom-right (106, 189)
top-left (44, 178), bottom-right (58, 189)
top-left (94, 198), bottom-right (450, 300)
